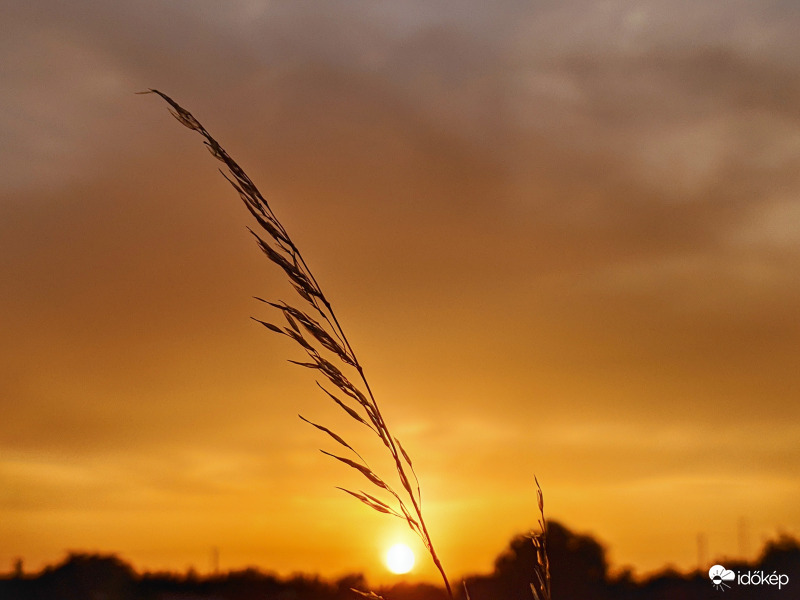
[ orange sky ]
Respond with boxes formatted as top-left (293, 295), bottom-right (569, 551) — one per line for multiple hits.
top-left (2, 0), bottom-right (800, 587)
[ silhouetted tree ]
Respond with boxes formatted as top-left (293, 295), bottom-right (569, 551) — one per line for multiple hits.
top-left (463, 521), bottom-right (610, 600)
top-left (760, 533), bottom-right (800, 576)
top-left (378, 581), bottom-right (450, 600)
top-left (38, 553), bottom-right (137, 600)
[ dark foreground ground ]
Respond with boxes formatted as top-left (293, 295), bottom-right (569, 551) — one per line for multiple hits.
top-left (2, 521), bottom-right (797, 600)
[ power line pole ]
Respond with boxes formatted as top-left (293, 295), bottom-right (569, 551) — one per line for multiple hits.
top-left (738, 518), bottom-right (749, 559)
top-left (697, 532), bottom-right (707, 571)
top-left (211, 547), bottom-right (219, 575)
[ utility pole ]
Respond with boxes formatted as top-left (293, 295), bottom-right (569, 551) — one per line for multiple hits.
top-left (738, 518), bottom-right (749, 560)
top-left (211, 547), bottom-right (219, 575)
top-left (697, 533), bottom-right (707, 571)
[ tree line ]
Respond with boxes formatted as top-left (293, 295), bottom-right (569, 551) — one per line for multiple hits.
top-left (2, 521), bottom-right (797, 600)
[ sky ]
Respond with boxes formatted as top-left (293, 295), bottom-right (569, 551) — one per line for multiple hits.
top-left (2, 0), bottom-right (800, 586)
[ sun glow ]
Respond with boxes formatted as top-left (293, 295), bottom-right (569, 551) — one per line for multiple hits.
top-left (384, 543), bottom-right (415, 574)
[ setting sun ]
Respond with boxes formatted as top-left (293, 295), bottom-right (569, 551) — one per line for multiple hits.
top-left (384, 543), bottom-right (415, 575)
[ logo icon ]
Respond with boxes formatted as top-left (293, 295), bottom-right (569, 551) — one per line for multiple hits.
top-left (709, 564), bottom-right (736, 591)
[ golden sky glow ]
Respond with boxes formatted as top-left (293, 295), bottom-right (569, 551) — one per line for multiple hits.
top-left (2, 0), bottom-right (800, 587)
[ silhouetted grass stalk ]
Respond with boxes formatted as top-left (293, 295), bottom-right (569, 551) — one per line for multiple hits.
top-left (530, 477), bottom-right (551, 600)
top-left (145, 90), bottom-right (453, 598)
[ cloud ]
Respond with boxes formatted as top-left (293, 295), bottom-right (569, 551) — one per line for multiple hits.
top-left (2, 0), bottom-right (800, 577)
